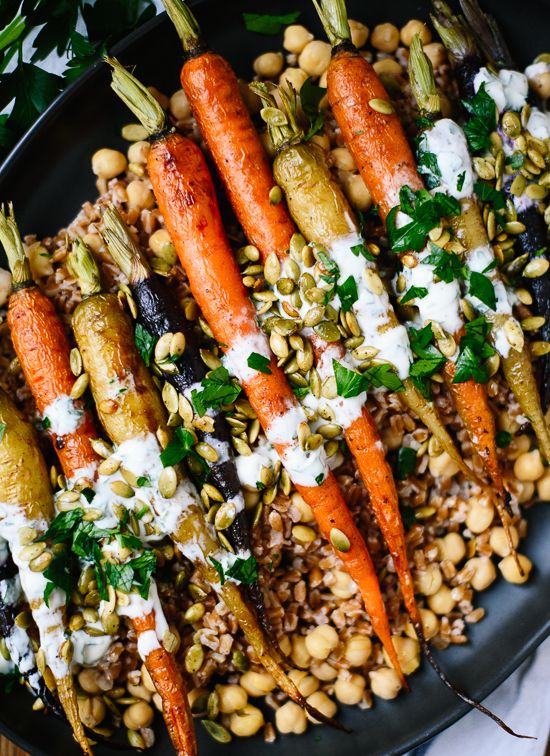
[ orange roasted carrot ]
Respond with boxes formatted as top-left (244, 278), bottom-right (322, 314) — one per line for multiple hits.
top-left (162, 0), bottom-right (296, 259)
top-left (107, 57), bottom-right (406, 685)
top-left (314, 2), bottom-right (504, 499)
top-left (0, 209), bottom-right (197, 756)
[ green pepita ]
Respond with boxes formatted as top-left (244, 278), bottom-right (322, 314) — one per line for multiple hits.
top-left (329, 527), bottom-right (351, 553)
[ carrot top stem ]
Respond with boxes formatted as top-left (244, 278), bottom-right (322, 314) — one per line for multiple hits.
top-left (102, 205), bottom-right (151, 284)
top-left (430, 1), bottom-right (478, 67)
top-left (311, 0), bottom-right (351, 47)
top-left (105, 57), bottom-right (168, 137)
top-left (459, 0), bottom-right (514, 69)
top-left (162, 0), bottom-right (203, 53)
top-left (0, 204), bottom-right (31, 286)
top-left (249, 82), bottom-right (303, 150)
top-left (408, 34), bottom-right (441, 117)
top-left (68, 238), bottom-right (102, 297)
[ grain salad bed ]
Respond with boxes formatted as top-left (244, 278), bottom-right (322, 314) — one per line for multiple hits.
top-left (0, 4), bottom-right (549, 752)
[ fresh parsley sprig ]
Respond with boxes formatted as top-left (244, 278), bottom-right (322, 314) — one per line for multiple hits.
top-left (209, 554), bottom-right (259, 585)
top-left (300, 77), bottom-right (326, 141)
top-left (462, 84), bottom-right (497, 153)
top-left (191, 366), bottom-right (242, 416)
top-left (386, 186), bottom-right (461, 253)
top-left (453, 316), bottom-right (496, 384)
top-left (408, 324), bottom-right (446, 399)
top-left (333, 359), bottom-right (403, 398)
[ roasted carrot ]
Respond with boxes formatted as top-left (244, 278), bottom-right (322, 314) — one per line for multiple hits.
top-left (0, 206), bottom-right (100, 483)
top-left (313, 1), bottom-right (506, 501)
top-left (68, 237), bottom-right (340, 728)
top-left (162, 0), bottom-right (296, 259)
top-left (0, 389), bottom-right (92, 755)
top-left (107, 57), bottom-right (406, 684)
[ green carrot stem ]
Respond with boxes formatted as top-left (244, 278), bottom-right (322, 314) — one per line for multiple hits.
top-left (161, 0), bottom-right (203, 53)
top-left (102, 205), bottom-right (151, 284)
top-left (0, 204), bottom-right (31, 287)
top-left (430, 0), bottom-right (478, 66)
top-left (68, 238), bottom-right (102, 298)
top-left (105, 57), bottom-right (168, 137)
top-left (249, 82), bottom-right (303, 151)
top-left (311, 0), bottom-right (351, 48)
top-left (408, 34), bottom-right (441, 117)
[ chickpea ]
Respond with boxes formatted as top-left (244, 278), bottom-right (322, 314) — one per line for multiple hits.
top-left (330, 569), bottom-right (357, 599)
top-left (514, 449), bottom-right (545, 482)
top-left (371, 23), bottom-right (400, 53)
top-left (427, 584), bottom-right (456, 615)
top-left (429, 450), bottom-right (460, 478)
top-left (405, 607), bottom-right (439, 641)
top-left (318, 69), bottom-right (328, 88)
top-left (369, 667), bottom-right (402, 700)
top-left (290, 491), bottom-right (314, 522)
top-left (536, 468), bottom-right (550, 500)
top-left (279, 67), bottom-right (309, 93)
top-left (123, 700), bottom-right (154, 730)
top-left (498, 411), bottom-right (520, 435)
top-left (254, 51), bottom-right (284, 79)
top-left (28, 242), bottom-right (53, 279)
top-left (240, 670), bottom-right (276, 697)
top-left (149, 228), bottom-right (177, 264)
top-left (490, 526), bottom-right (519, 557)
top-left (383, 636), bottom-right (420, 676)
top-left (414, 563), bottom-right (443, 596)
top-left (275, 700), bottom-right (308, 734)
top-left (216, 684), bottom-right (248, 714)
top-left (141, 664), bottom-right (156, 693)
top-left (381, 425), bottom-right (404, 451)
top-left (329, 146), bottom-right (356, 172)
top-left (310, 661), bottom-right (338, 681)
top-left (499, 553), bottom-right (532, 584)
top-left (283, 25), bottom-right (314, 54)
top-left (344, 634), bottom-right (372, 667)
top-left (92, 148), bottom-right (127, 179)
top-left (128, 140), bottom-right (150, 165)
top-left (529, 71), bottom-right (550, 100)
top-left (466, 496), bottom-right (494, 534)
top-left (309, 132), bottom-right (331, 151)
top-left (437, 532), bottom-right (466, 564)
top-left (229, 703), bottom-right (264, 737)
top-left (126, 179), bottom-right (155, 210)
top-left (291, 635), bottom-right (312, 668)
top-left (305, 691), bottom-right (337, 723)
top-left (298, 40), bottom-right (332, 78)
top-left (517, 480), bottom-right (535, 504)
top-left (78, 668), bottom-right (103, 695)
top-left (127, 682), bottom-right (153, 702)
top-left (348, 19), bottom-right (369, 48)
top-left (334, 672), bottom-right (366, 705)
top-left (373, 58), bottom-right (403, 77)
top-left (0, 269), bottom-right (12, 308)
top-left (288, 669), bottom-right (319, 697)
top-left (77, 695), bottom-right (106, 728)
top-left (305, 624), bottom-right (339, 660)
top-left (400, 20), bottom-right (432, 47)
top-left (423, 42), bottom-right (447, 69)
top-left (468, 556), bottom-right (497, 591)
top-left (169, 89), bottom-right (191, 121)
top-left (507, 434), bottom-right (531, 460)
top-left (343, 173), bottom-right (372, 211)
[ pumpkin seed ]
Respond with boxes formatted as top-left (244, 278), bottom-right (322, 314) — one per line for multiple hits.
top-left (486, 210), bottom-right (497, 241)
top-left (159, 466), bottom-right (178, 498)
top-left (504, 221), bottom-right (527, 235)
top-left (321, 375), bottom-right (337, 399)
top-left (510, 174), bottom-right (526, 196)
top-left (98, 456), bottom-right (121, 476)
top-left (207, 690), bottom-right (220, 721)
top-left (525, 182), bottom-right (547, 200)
top-left (527, 148), bottom-right (546, 170)
top-left (521, 315), bottom-right (546, 331)
top-left (284, 258), bottom-right (300, 281)
top-left (437, 335), bottom-right (457, 358)
top-left (200, 349), bottom-right (222, 370)
top-left (269, 185), bottom-right (283, 204)
top-left (296, 348), bottom-right (314, 372)
top-left (317, 423), bottom-right (342, 439)
top-left (486, 352), bottom-right (500, 377)
top-left (232, 649), bottom-right (249, 672)
top-left (504, 318), bottom-right (525, 351)
top-left (198, 442), bottom-right (220, 463)
top-left (184, 602), bottom-right (206, 624)
top-left (69, 348), bottom-right (83, 377)
top-left (539, 171), bottom-right (550, 187)
top-left (401, 253), bottom-right (418, 268)
top-left (523, 257), bottom-right (549, 278)
top-left (161, 382), bottom-right (179, 414)
top-left (276, 277), bottom-right (295, 295)
top-left (120, 467), bottom-right (139, 487)
top-left (214, 501), bottom-right (236, 530)
top-left (15, 610), bottom-right (32, 629)
top-left (110, 480), bottom-right (134, 498)
top-left (30, 551), bottom-right (52, 572)
top-left (163, 628), bottom-right (180, 653)
top-left (69, 614), bottom-right (85, 632)
top-left (154, 332), bottom-right (173, 362)
top-left (501, 111), bottom-right (521, 137)
top-left (270, 330), bottom-right (289, 359)
top-left (310, 367), bottom-right (321, 398)
top-left (127, 729), bottom-right (145, 749)
top-left (248, 417), bottom-right (261, 444)
top-left (531, 340), bottom-right (550, 356)
top-left (329, 527), bottom-right (351, 552)
top-left (306, 433), bottom-right (324, 451)
top-left (344, 335), bottom-right (364, 349)
top-left (19, 542), bottom-right (46, 562)
top-left (297, 420), bottom-right (311, 448)
top-left (185, 643), bottom-right (204, 673)
top-left (264, 252), bottom-right (281, 285)
top-left (473, 156), bottom-right (495, 181)
top-left (233, 437), bottom-right (252, 455)
top-left (369, 97), bottom-right (394, 114)
top-left (292, 525), bottom-right (316, 543)
top-left (18, 526), bottom-right (37, 545)
top-left (494, 149), bottom-right (505, 178)
top-left (415, 506), bottom-right (436, 520)
top-left (201, 720), bottom-right (232, 744)
top-left (178, 394), bottom-right (194, 426)
top-left (202, 483), bottom-right (224, 502)
top-left (303, 305), bottom-right (325, 328)
top-left (345, 310), bottom-right (361, 337)
top-left (363, 268), bottom-right (384, 295)
top-left (90, 438), bottom-right (113, 458)
top-left (352, 345), bottom-right (379, 360)
top-left (314, 321), bottom-right (341, 342)
top-left (168, 332), bottom-right (185, 359)
top-left (70, 372), bottom-right (89, 400)
top-left (102, 612), bottom-right (120, 636)
top-left (516, 287), bottom-right (533, 305)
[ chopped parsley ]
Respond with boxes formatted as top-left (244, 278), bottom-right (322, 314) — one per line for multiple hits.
top-left (350, 241), bottom-right (376, 261)
top-left (496, 430), bottom-right (513, 448)
top-left (104, 551), bottom-right (156, 599)
top-left (408, 324), bottom-right (446, 399)
top-left (315, 472), bottom-right (325, 485)
top-left (453, 316), bottom-right (496, 384)
top-left (191, 366), bottom-right (241, 416)
top-left (300, 77), bottom-right (326, 141)
top-left (242, 10), bottom-right (300, 34)
top-left (468, 270), bottom-right (496, 310)
top-left (337, 275), bottom-right (358, 312)
top-left (292, 386), bottom-right (310, 400)
top-left (456, 171), bottom-right (466, 192)
top-left (400, 285), bottom-right (428, 305)
top-left (417, 149), bottom-right (441, 190)
top-left (395, 447), bottom-right (417, 480)
top-left (317, 250), bottom-right (340, 303)
top-left (247, 352), bottom-right (272, 375)
top-left (209, 555), bottom-right (258, 586)
top-left (134, 323), bottom-right (156, 367)
top-left (424, 242), bottom-right (464, 283)
top-left (333, 359), bottom-right (403, 398)
top-left (160, 426), bottom-right (197, 467)
top-left (506, 152), bottom-right (524, 170)
top-left (462, 83), bottom-right (497, 153)
top-left (474, 180), bottom-right (506, 212)
top-left (386, 186), bottom-right (461, 253)
top-left (81, 487), bottom-right (95, 503)
top-left (136, 475), bottom-right (151, 487)
top-left (41, 416), bottom-right (51, 430)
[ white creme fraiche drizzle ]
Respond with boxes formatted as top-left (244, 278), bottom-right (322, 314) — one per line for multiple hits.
top-left (418, 119), bottom-right (474, 201)
top-left (42, 394), bottom-right (84, 436)
top-left (473, 67), bottom-right (529, 112)
top-left (0, 505), bottom-right (69, 679)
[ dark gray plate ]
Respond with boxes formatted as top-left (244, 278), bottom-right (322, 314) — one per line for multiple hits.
top-left (0, 1), bottom-right (549, 754)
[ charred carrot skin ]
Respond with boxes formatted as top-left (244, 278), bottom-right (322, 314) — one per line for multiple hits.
top-left (146, 130), bottom-right (405, 684)
top-left (8, 286), bottom-right (100, 479)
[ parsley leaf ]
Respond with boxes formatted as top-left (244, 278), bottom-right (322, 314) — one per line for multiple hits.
top-left (292, 386), bottom-right (309, 400)
top-left (453, 316), bottom-right (495, 384)
top-left (386, 187), bottom-right (461, 253)
top-left (333, 359), bottom-right (403, 397)
top-left (43, 553), bottom-right (75, 607)
top-left (136, 475), bottom-right (151, 487)
top-left (506, 152), bottom-right (524, 170)
top-left (39, 508), bottom-right (84, 543)
top-left (474, 180), bottom-right (506, 211)
top-left (242, 11), bottom-right (301, 34)
top-left (191, 366), bottom-right (241, 416)
top-left (134, 323), bottom-right (156, 368)
top-left (317, 250), bottom-right (340, 303)
top-left (315, 472), bottom-right (325, 485)
top-left (160, 426), bottom-right (197, 467)
top-left (496, 430), bottom-right (513, 448)
top-left (468, 271), bottom-right (496, 310)
top-left (350, 241), bottom-right (376, 261)
top-left (0, 422), bottom-right (5, 442)
top-left (362, 364), bottom-right (404, 392)
top-left (337, 275), bottom-right (358, 312)
top-left (104, 561), bottom-right (134, 594)
top-left (456, 171), bottom-right (466, 192)
top-left (424, 243), bottom-right (464, 283)
top-left (417, 149), bottom-right (441, 190)
top-left (226, 555), bottom-right (259, 585)
top-left (408, 324), bottom-right (446, 398)
top-left (400, 285), bottom-right (428, 305)
top-left (300, 77), bottom-right (326, 141)
top-left (41, 416), bottom-right (51, 430)
top-left (247, 352), bottom-right (272, 375)
top-left (462, 83), bottom-right (497, 152)
top-left (395, 447), bottom-right (417, 480)
top-left (209, 557), bottom-right (225, 585)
